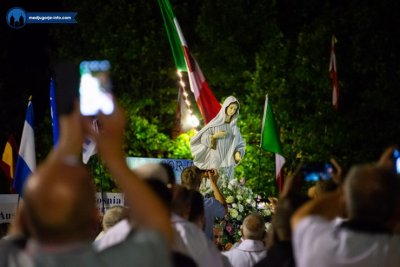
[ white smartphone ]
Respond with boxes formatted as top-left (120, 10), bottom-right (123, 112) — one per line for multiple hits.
top-left (79, 60), bottom-right (114, 116)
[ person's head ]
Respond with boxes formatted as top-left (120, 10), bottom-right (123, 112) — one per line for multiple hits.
top-left (23, 160), bottom-right (98, 244)
top-left (241, 213), bottom-right (265, 241)
top-left (134, 163), bottom-right (173, 216)
top-left (135, 163), bottom-right (171, 186)
top-left (102, 205), bottom-right (129, 232)
top-left (225, 102), bottom-right (239, 117)
top-left (160, 162), bottom-right (176, 187)
top-left (145, 178), bottom-right (172, 211)
top-left (170, 185), bottom-right (192, 219)
top-left (344, 164), bottom-right (399, 223)
top-left (181, 166), bottom-right (202, 191)
top-left (171, 185), bottom-right (205, 228)
top-left (213, 225), bottom-right (224, 250)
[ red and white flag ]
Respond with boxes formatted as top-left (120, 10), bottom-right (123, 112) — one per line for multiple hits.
top-left (329, 35), bottom-right (339, 110)
top-left (184, 49), bottom-right (221, 124)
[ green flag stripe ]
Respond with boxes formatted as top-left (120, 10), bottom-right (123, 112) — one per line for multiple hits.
top-left (261, 96), bottom-right (283, 155)
top-left (157, 0), bottom-right (187, 71)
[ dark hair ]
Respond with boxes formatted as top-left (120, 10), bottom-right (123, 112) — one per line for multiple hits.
top-left (160, 162), bottom-right (176, 185)
top-left (145, 178), bottom-right (172, 209)
top-left (170, 185), bottom-right (192, 217)
top-left (188, 190), bottom-right (204, 224)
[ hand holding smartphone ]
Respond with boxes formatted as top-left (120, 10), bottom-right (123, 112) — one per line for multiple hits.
top-left (53, 60), bottom-right (114, 117)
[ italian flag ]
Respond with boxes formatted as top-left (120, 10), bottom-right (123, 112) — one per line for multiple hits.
top-left (261, 95), bottom-right (285, 193)
top-left (157, 0), bottom-right (221, 124)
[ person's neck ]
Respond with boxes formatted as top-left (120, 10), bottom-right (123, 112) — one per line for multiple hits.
top-left (225, 116), bottom-right (232, 123)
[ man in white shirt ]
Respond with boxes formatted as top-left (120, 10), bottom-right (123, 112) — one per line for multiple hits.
top-left (291, 156), bottom-right (400, 267)
top-left (222, 213), bottom-right (267, 267)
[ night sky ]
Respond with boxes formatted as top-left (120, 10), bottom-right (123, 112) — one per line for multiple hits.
top-left (0, 1), bottom-right (66, 153)
top-left (1, 0), bottom-right (400, 162)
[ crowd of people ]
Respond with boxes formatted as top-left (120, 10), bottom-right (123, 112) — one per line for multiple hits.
top-left (0, 99), bottom-right (400, 267)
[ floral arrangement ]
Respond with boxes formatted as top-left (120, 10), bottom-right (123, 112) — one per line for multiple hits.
top-left (200, 176), bottom-right (274, 248)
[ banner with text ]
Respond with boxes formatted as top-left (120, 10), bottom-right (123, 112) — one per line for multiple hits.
top-left (126, 157), bottom-right (193, 183)
top-left (0, 195), bottom-right (18, 223)
top-left (0, 193), bottom-right (125, 222)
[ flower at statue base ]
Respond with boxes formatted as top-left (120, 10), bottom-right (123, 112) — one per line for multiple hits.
top-left (226, 195), bottom-right (235, 204)
top-left (201, 176), bottom-right (274, 247)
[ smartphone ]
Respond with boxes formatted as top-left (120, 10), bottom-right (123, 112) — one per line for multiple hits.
top-left (393, 149), bottom-right (400, 174)
top-left (302, 162), bottom-right (334, 182)
top-left (53, 62), bottom-right (80, 115)
top-left (79, 60), bottom-right (114, 116)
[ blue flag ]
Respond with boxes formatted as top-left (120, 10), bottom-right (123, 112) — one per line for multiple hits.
top-left (14, 99), bottom-right (36, 195)
top-left (50, 78), bottom-right (59, 146)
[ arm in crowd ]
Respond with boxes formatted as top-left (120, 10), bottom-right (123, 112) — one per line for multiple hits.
top-left (207, 170), bottom-right (227, 209)
top-left (84, 103), bottom-right (173, 244)
top-left (288, 158), bottom-right (345, 231)
top-left (290, 190), bottom-right (344, 230)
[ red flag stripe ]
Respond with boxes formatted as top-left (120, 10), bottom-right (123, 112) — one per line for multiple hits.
top-left (182, 46), bottom-right (221, 124)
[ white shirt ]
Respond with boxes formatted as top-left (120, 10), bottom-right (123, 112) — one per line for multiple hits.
top-left (94, 219), bottom-right (132, 251)
top-left (95, 217), bottom-right (191, 259)
top-left (222, 239), bottom-right (266, 267)
top-left (171, 213), bottom-right (226, 267)
top-left (293, 215), bottom-right (400, 267)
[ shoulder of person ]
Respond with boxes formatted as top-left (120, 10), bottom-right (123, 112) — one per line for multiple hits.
top-left (0, 236), bottom-right (29, 265)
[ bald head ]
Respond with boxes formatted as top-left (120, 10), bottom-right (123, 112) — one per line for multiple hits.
top-left (23, 159), bottom-right (97, 243)
top-left (102, 205), bottom-right (128, 231)
top-left (345, 164), bottom-right (399, 223)
top-left (242, 213), bottom-right (265, 240)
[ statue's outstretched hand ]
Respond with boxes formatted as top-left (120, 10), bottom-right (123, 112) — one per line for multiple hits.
top-left (234, 151), bottom-right (241, 163)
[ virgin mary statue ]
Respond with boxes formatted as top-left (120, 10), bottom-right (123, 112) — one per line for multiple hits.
top-left (190, 96), bottom-right (245, 180)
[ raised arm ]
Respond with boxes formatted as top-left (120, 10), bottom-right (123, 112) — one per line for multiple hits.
top-left (291, 190), bottom-right (344, 231)
top-left (85, 104), bottom-right (173, 244)
top-left (207, 170), bottom-right (227, 211)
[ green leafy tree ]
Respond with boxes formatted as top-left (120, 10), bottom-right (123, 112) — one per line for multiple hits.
top-left (48, 0), bottom-right (400, 196)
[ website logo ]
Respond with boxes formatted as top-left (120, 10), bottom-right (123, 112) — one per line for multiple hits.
top-left (6, 7), bottom-right (27, 29)
top-left (6, 7), bottom-right (77, 29)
